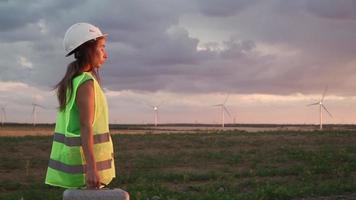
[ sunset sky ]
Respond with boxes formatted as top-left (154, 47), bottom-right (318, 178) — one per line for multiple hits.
top-left (1, 0), bottom-right (356, 124)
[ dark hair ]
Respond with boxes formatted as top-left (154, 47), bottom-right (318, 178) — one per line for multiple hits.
top-left (54, 38), bottom-right (103, 111)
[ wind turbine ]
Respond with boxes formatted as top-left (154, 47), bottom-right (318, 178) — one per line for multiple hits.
top-left (213, 95), bottom-right (232, 128)
top-left (31, 96), bottom-right (46, 126)
top-left (144, 101), bottom-right (164, 127)
top-left (307, 87), bottom-right (333, 130)
top-left (1, 105), bottom-right (6, 126)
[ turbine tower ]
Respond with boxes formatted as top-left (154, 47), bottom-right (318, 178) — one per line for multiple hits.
top-left (31, 96), bottom-right (46, 126)
top-left (151, 105), bottom-right (158, 127)
top-left (307, 87), bottom-right (333, 130)
top-left (32, 103), bottom-right (46, 126)
top-left (213, 95), bottom-right (232, 128)
top-left (1, 105), bottom-right (6, 126)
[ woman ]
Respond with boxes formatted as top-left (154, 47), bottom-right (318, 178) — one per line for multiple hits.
top-left (45, 23), bottom-right (128, 198)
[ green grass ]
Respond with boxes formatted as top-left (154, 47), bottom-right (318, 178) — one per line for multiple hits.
top-left (0, 130), bottom-right (356, 200)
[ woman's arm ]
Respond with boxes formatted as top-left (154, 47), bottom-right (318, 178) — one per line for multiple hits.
top-left (77, 80), bottom-right (100, 188)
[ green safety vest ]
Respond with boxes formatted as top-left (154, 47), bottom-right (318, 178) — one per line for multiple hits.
top-left (45, 72), bottom-right (115, 188)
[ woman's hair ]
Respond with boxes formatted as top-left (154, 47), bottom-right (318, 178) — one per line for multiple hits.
top-left (54, 38), bottom-right (103, 111)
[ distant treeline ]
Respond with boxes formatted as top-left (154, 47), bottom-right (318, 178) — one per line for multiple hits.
top-left (109, 123), bottom-right (356, 130)
top-left (2, 122), bottom-right (356, 130)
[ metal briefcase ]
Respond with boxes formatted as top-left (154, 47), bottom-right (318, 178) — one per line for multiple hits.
top-left (63, 188), bottom-right (129, 200)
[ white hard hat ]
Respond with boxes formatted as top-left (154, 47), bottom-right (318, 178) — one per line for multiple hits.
top-left (63, 22), bottom-right (108, 57)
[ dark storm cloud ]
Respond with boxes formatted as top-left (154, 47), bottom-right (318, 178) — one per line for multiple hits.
top-left (269, 0), bottom-right (356, 20)
top-left (196, 0), bottom-right (260, 17)
top-left (1, 0), bottom-right (356, 96)
top-left (103, 36), bottom-right (271, 93)
top-left (184, 0), bottom-right (356, 95)
top-left (0, 0), bottom-right (85, 34)
top-left (305, 0), bottom-right (356, 20)
top-left (265, 0), bottom-right (356, 95)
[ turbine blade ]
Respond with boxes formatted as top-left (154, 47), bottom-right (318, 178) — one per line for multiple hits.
top-left (223, 106), bottom-right (232, 118)
top-left (212, 104), bottom-right (223, 107)
top-left (322, 104), bottom-right (333, 118)
top-left (223, 94), bottom-right (230, 105)
top-left (307, 102), bottom-right (319, 106)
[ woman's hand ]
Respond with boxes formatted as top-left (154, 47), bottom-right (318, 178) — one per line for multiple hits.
top-left (86, 166), bottom-right (101, 189)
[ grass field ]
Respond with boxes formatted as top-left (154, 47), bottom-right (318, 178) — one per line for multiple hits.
top-left (1, 128), bottom-right (356, 200)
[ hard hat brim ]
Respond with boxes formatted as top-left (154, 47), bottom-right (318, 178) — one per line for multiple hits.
top-left (65, 33), bottom-right (108, 57)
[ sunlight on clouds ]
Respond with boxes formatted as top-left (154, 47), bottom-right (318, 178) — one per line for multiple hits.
top-left (196, 42), bottom-right (224, 52)
top-left (17, 56), bottom-right (33, 69)
top-left (32, 94), bottom-right (45, 103)
top-left (104, 88), bottom-right (122, 97)
top-left (0, 81), bottom-right (55, 101)
top-left (255, 42), bottom-right (300, 58)
top-left (37, 19), bottom-right (48, 34)
top-left (0, 81), bottom-right (30, 92)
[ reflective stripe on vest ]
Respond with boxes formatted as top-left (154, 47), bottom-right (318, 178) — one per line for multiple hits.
top-left (48, 158), bottom-right (112, 174)
top-left (53, 132), bottom-right (110, 147)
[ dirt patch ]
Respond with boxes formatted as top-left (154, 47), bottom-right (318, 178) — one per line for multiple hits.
top-left (0, 128), bottom-right (53, 136)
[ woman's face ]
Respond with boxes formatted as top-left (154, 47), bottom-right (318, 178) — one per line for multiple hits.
top-left (94, 37), bottom-right (108, 68)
